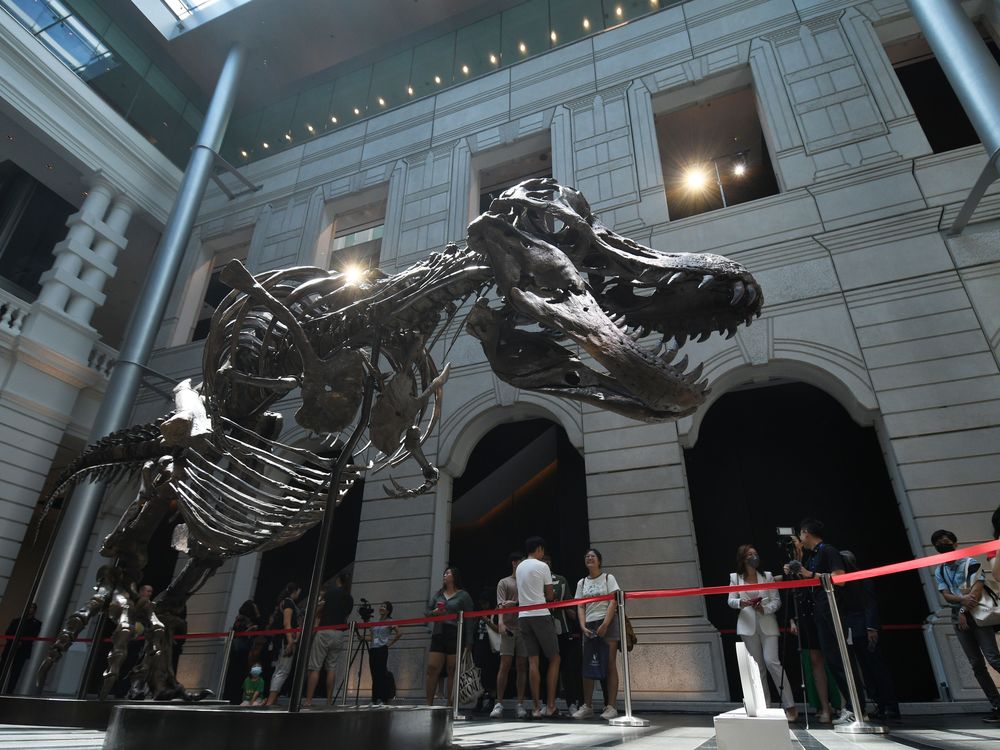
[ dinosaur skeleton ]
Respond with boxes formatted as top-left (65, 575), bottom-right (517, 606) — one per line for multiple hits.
top-left (37, 179), bottom-right (762, 699)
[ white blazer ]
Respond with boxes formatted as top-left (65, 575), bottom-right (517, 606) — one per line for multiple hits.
top-left (728, 571), bottom-right (781, 637)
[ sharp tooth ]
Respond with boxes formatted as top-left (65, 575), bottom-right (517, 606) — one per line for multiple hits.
top-left (697, 330), bottom-right (711, 343)
top-left (730, 281), bottom-right (745, 305)
top-left (613, 315), bottom-right (627, 327)
top-left (755, 309), bottom-right (762, 318)
top-left (744, 316), bottom-right (753, 327)
top-left (698, 274), bottom-right (714, 290)
top-left (629, 329), bottom-right (642, 340)
top-left (674, 354), bottom-right (689, 372)
top-left (659, 349), bottom-right (677, 364)
top-left (746, 285), bottom-right (758, 305)
top-left (726, 326), bottom-right (738, 339)
top-left (676, 333), bottom-right (687, 347)
top-left (640, 325), bottom-right (650, 337)
top-left (686, 362), bottom-right (704, 382)
top-left (666, 272), bottom-right (684, 286)
top-left (664, 335), bottom-right (679, 352)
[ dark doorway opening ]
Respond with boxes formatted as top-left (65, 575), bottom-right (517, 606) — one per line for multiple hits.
top-left (449, 419), bottom-right (588, 606)
top-left (684, 381), bottom-right (935, 703)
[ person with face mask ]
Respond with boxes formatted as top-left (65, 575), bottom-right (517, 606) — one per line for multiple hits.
top-left (931, 529), bottom-right (1000, 724)
top-left (729, 544), bottom-right (797, 721)
top-left (241, 663), bottom-right (266, 706)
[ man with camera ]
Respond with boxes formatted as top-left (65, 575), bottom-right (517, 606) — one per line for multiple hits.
top-left (784, 519), bottom-right (865, 725)
top-left (304, 572), bottom-right (353, 707)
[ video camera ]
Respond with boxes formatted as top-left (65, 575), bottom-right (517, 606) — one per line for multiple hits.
top-left (776, 526), bottom-right (799, 565)
top-left (358, 598), bottom-right (375, 622)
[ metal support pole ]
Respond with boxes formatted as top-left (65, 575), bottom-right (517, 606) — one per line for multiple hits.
top-left (820, 574), bottom-right (887, 735)
top-left (905, 0), bottom-right (1000, 235)
top-left (451, 611), bottom-right (466, 720)
top-left (608, 590), bottom-right (649, 728)
top-left (713, 160), bottom-right (728, 208)
top-left (340, 624), bottom-right (356, 707)
top-left (215, 631), bottom-right (235, 700)
top-left (289, 341), bottom-right (381, 712)
top-left (20, 44), bottom-right (247, 695)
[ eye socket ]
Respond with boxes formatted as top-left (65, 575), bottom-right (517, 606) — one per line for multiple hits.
top-left (565, 371), bottom-right (581, 385)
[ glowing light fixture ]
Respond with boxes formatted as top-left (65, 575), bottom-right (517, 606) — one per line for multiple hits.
top-left (353, 107), bottom-right (361, 115)
top-left (683, 166), bottom-right (708, 191)
top-left (262, 142), bottom-right (270, 149)
top-left (489, 53), bottom-right (498, 65)
top-left (434, 75), bottom-right (442, 84)
top-left (461, 64), bottom-right (470, 75)
top-left (284, 132), bottom-right (292, 141)
top-left (582, 17), bottom-right (591, 30)
top-left (331, 115), bottom-right (338, 123)
top-left (407, 85), bottom-right (414, 95)
top-left (378, 97), bottom-right (386, 106)
top-left (616, 6), bottom-right (623, 17)
top-left (342, 264), bottom-right (366, 286)
top-left (733, 162), bottom-right (747, 177)
top-left (518, 41), bottom-right (527, 54)
top-left (550, 30), bottom-right (557, 43)
top-left (306, 124), bottom-right (315, 133)
top-left (240, 149), bottom-right (248, 158)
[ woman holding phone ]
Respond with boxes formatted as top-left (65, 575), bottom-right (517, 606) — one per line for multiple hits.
top-left (729, 544), bottom-right (797, 721)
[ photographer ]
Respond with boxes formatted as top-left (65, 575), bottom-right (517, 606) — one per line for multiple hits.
top-left (304, 572), bottom-right (353, 707)
top-left (784, 519), bottom-right (864, 725)
top-left (365, 601), bottom-right (400, 705)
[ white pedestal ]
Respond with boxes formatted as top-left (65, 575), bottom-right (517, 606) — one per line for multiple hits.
top-left (714, 707), bottom-right (793, 750)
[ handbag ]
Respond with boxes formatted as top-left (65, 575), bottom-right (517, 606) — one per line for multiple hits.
top-left (969, 558), bottom-right (1000, 628)
top-left (582, 631), bottom-right (609, 679)
top-left (624, 614), bottom-right (638, 652)
top-left (487, 619), bottom-right (502, 654)
top-left (457, 649), bottom-right (484, 706)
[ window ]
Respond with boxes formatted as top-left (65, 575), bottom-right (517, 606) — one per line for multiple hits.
top-left (191, 241), bottom-right (248, 342)
top-left (885, 33), bottom-right (1000, 154)
top-left (477, 143), bottom-right (553, 215)
top-left (655, 86), bottom-right (779, 221)
top-left (328, 200), bottom-right (386, 274)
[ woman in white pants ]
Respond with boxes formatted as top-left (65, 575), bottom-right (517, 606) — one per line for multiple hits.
top-left (729, 544), bottom-right (797, 721)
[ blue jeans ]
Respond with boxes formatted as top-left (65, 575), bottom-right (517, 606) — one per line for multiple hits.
top-left (954, 617), bottom-right (1000, 710)
top-left (814, 598), bottom-right (865, 712)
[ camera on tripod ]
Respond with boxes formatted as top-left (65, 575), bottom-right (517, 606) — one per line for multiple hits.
top-left (358, 598), bottom-right (375, 622)
top-left (776, 526), bottom-right (800, 573)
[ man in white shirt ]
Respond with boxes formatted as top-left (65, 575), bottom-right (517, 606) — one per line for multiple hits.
top-left (516, 536), bottom-right (561, 717)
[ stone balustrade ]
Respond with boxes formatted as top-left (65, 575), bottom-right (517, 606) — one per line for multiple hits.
top-left (0, 288), bottom-right (29, 335)
top-left (87, 340), bottom-right (118, 378)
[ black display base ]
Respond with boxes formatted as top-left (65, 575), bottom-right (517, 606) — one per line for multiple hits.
top-left (0, 695), bottom-right (226, 730)
top-left (103, 704), bottom-right (451, 750)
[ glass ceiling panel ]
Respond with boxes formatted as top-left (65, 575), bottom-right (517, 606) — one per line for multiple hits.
top-left (161, 0), bottom-right (223, 21)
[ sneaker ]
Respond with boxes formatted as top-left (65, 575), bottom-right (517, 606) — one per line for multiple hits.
top-left (572, 705), bottom-right (594, 719)
top-left (567, 702), bottom-right (578, 716)
top-left (540, 706), bottom-right (557, 718)
top-left (515, 704), bottom-right (528, 719)
top-left (833, 709), bottom-right (855, 726)
top-left (983, 709), bottom-right (1000, 724)
top-left (601, 706), bottom-right (619, 720)
top-left (489, 702), bottom-right (504, 719)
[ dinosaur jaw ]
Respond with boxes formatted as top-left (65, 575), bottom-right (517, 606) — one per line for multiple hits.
top-left (467, 289), bottom-right (708, 422)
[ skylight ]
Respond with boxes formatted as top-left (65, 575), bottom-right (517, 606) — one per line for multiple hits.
top-left (132, 0), bottom-right (254, 38)
top-left (161, 0), bottom-right (224, 21)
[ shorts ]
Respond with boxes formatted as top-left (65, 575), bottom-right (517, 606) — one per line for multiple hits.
top-left (308, 628), bottom-right (345, 672)
top-left (500, 629), bottom-right (526, 657)
top-left (519, 616), bottom-right (559, 659)
top-left (430, 629), bottom-right (458, 654)
top-left (270, 653), bottom-right (293, 693)
top-left (586, 616), bottom-right (620, 642)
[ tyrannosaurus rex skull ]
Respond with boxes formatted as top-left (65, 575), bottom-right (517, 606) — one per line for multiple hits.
top-left (465, 178), bottom-right (763, 421)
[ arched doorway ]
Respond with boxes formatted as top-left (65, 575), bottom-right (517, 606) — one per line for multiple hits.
top-left (448, 418), bottom-right (588, 605)
top-left (684, 380), bottom-right (936, 702)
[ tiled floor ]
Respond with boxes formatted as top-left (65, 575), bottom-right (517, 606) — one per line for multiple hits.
top-left (3, 712), bottom-right (1000, 749)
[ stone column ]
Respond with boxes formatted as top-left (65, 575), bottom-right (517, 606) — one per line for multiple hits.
top-left (65, 193), bottom-right (136, 324)
top-left (35, 176), bottom-right (116, 314)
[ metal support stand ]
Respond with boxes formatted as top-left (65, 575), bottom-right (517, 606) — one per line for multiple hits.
top-left (215, 631), bottom-right (235, 700)
top-left (452, 612), bottom-right (466, 721)
top-left (820, 575), bottom-right (887, 735)
top-left (340, 623), bottom-right (356, 707)
top-left (608, 590), bottom-right (649, 728)
top-left (949, 152), bottom-right (999, 235)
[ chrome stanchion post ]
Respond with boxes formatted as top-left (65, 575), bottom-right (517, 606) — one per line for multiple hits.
top-left (608, 590), bottom-right (649, 727)
top-left (341, 623), bottom-right (355, 707)
top-left (820, 574), bottom-right (887, 735)
top-left (452, 611), bottom-right (466, 720)
top-left (215, 631), bottom-right (235, 699)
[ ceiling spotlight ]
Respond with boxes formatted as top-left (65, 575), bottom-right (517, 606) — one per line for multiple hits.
top-left (550, 31), bottom-right (557, 43)
top-left (5, 134), bottom-right (15, 142)
top-left (489, 53), bottom-right (498, 65)
top-left (615, 5), bottom-right (624, 17)
top-left (262, 142), bottom-right (270, 149)
top-left (240, 149), bottom-right (248, 158)
top-left (81, 191), bottom-right (89, 197)
top-left (45, 162), bottom-right (54, 170)
top-left (683, 166), bottom-right (708, 191)
top-left (331, 115), bottom-right (338, 123)
top-left (284, 132), bottom-right (292, 141)
top-left (519, 41), bottom-right (527, 54)
top-left (407, 85), bottom-right (414, 95)
top-left (378, 97), bottom-right (386, 106)
top-left (353, 107), bottom-right (360, 115)
top-left (582, 17), bottom-right (591, 30)
top-left (733, 162), bottom-right (747, 177)
top-left (306, 124), bottom-right (315, 133)
top-left (434, 75), bottom-right (442, 84)
top-left (461, 64), bottom-right (469, 75)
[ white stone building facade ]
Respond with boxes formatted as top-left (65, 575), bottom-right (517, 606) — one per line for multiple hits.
top-left (2, 0), bottom-right (1000, 704)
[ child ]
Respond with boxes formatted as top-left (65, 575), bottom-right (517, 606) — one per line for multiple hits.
top-left (241, 663), bottom-right (266, 706)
